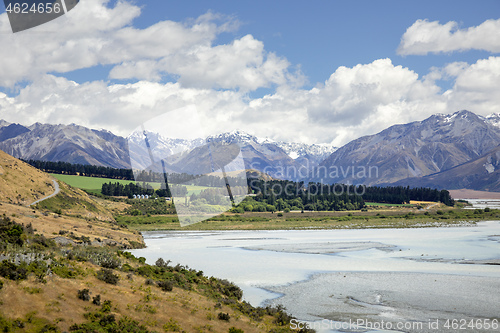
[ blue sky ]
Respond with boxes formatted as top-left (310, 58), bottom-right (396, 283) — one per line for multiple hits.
top-left (130, 0), bottom-right (498, 86)
top-left (0, 0), bottom-right (499, 145)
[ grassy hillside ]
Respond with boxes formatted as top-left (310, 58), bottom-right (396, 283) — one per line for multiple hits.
top-left (0, 214), bottom-right (305, 333)
top-left (0, 150), bottom-right (306, 333)
top-left (0, 150), bottom-right (55, 206)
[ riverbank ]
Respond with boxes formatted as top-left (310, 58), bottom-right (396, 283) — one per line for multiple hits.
top-left (116, 206), bottom-right (500, 231)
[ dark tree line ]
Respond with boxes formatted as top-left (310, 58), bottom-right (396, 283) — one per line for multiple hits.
top-left (101, 182), bottom-right (188, 198)
top-left (248, 179), bottom-right (366, 211)
top-left (362, 186), bottom-right (454, 206)
top-left (247, 179), bottom-right (454, 211)
top-left (23, 160), bottom-right (134, 180)
top-left (24, 159), bottom-right (244, 188)
top-left (101, 182), bottom-right (154, 197)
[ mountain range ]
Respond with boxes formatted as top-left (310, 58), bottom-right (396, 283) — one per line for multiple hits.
top-left (0, 121), bottom-right (336, 179)
top-left (0, 122), bottom-right (131, 169)
top-left (127, 130), bottom-right (336, 178)
top-left (315, 110), bottom-right (500, 189)
top-left (0, 109), bottom-right (499, 191)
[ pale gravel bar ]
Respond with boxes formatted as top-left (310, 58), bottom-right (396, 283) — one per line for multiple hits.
top-left (266, 271), bottom-right (500, 333)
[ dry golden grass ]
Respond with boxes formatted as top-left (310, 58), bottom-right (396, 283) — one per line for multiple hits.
top-left (0, 150), bottom-right (55, 206)
top-left (0, 149), bottom-right (142, 248)
top-left (1, 201), bottom-right (143, 248)
top-left (0, 261), bottom-right (280, 333)
top-left (35, 180), bottom-right (116, 222)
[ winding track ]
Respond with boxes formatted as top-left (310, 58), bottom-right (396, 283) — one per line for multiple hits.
top-left (30, 179), bottom-right (60, 206)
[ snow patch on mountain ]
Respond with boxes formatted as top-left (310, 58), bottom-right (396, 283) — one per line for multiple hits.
top-left (274, 141), bottom-right (338, 161)
top-left (486, 113), bottom-right (500, 128)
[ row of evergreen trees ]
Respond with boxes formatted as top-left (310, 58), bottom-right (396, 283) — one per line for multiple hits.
top-left (23, 160), bottom-right (135, 180)
top-left (362, 186), bottom-right (454, 206)
top-left (248, 180), bottom-right (366, 211)
top-left (24, 159), bottom-right (243, 188)
top-left (247, 179), bottom-right (454, 209)
top-left (101, 182), bottom-right (188, 198)
top-left (101, 182), bottom-right (154, 197)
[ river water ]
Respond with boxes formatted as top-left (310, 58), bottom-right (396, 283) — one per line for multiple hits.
top-left (131, 220), bottom-right (500, 332)
top-left (132, 195), bottom-right (500, 333)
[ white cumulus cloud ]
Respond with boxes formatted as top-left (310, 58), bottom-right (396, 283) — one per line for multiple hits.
top-left (398, 19), bottom-right (500, 55)
top-left (0, 0), bottom-right (299, 91)
top-left (1, 57), bottom-right (499, 146)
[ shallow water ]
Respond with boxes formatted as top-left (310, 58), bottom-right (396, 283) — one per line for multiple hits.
top-left (464, 199), bottom-right (500, 209)
top-left (131, 221), bottom-right (500, 332)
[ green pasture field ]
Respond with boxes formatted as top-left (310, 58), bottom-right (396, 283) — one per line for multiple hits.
top-left (50, 174), bottom-right (161, 192)
top-left (182, 185), bottom-right (211, 195)
top-left (51, 174), bottom-right (209, 195)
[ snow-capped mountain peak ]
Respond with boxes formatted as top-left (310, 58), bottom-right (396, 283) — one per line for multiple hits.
top-left (274, 141), bottom-right (338, 161)
top-left (486, 113), bottom-right (500, 128)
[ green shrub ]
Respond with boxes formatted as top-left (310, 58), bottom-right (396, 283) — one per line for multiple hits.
top-left (163, 318), bottom-right (182, 332)
top-left (277, 213), bottom-right (283, 217)
top-left (78, 289), bottom-right (91, 301)
top-left (0, 260), bottom-right (27, 280)
top-left (155, 258), bottom-right (171, 268)
top-left (283, 208), bottom-right (290, 213)
top-left (38, 323), bottom-right (59, 332)
top-left (228, 328), bottom-right (244, 333)
top-left (67, 247), bottom-right (121, 269)
top-left (158, 280), bottom-right (173, 292)
top-left (218, 312), bottom-right (230, 321)
top-left (0, 215), bottom-right (25, 247)
top-left (92, 295), bottom-right (101, 306)
top-left (96, 268), bottom-right (119, 285)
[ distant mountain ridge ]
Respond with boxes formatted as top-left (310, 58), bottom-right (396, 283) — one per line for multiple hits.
top-left (1, 110), bottom-right (499, 192)
top-left (388, 145), bottom-right (500, 192)
top-left (0, 122), bottom-right (336, 179)
top-left (127, 130), bottom-right (336, 179)
top-left (0, 122), bottom-right (131, 169)
top-left (316, 110), bottom-right (500, 188)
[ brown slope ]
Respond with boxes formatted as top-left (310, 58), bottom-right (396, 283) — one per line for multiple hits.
top-left (0, 149), bottom-right (142, 247)
top-left (0, 149), bottom-right (56, 205)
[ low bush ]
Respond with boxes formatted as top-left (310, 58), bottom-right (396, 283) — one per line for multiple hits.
top-left (77, 289), bottom-right (91, 301)
top-left (158, 280), bottom-right (173, 292)
top-left (0, 260), bottom-right (27, 280)
top-left (92, 295), bottom-right (101, 306)
top-left (228, 328), bottom-right (244, 333)
top-left (218, 312), bottom-right (230, 321)
top-left (96, 268), bottom-right (119, 285)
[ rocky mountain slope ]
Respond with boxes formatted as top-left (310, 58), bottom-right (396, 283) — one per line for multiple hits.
top-left (316, 110), bottom-right (500, 186)
top-left (128, 129), bottom-right (336, 179)
top-left (0, 121), bottom-right (336, 179)
top-left (0, 123), bottom-right (131, 169)
top-left (389, 144), bottom-right (500, 191)
top-left (2, 110), bottom-right (499, 191)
